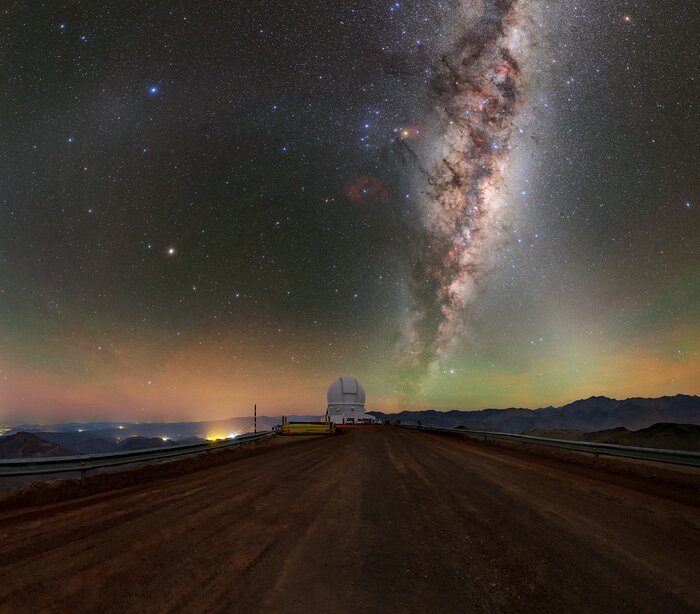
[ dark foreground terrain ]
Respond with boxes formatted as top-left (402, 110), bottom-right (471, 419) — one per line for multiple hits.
top-left (0, 428), bottom-right (699, 613)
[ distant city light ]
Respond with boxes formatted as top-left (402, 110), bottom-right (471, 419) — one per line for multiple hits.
top-left (205, 432), bottom-right (237, 441)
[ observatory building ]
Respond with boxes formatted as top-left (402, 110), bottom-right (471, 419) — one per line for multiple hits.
top-left (326, 376), bottom-right (380, 424)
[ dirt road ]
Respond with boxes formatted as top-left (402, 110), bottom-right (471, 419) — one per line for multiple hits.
top-left (1, 427), bottom-right (699, 613)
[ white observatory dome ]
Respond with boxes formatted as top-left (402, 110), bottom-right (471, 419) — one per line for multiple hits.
top-left (327, 376), bottom-right (366, 406)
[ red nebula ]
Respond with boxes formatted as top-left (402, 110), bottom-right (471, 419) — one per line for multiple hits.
top-left (344, 175), bottom-right (390, 206)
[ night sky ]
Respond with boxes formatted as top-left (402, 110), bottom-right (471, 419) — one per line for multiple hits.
top-left (1, 1), bottom-right (698, 423)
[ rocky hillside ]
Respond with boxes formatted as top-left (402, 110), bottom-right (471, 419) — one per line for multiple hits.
top-left (526, 423), bottom-right (700, 452)
top-left (0, 432), bottom-right (72, 459)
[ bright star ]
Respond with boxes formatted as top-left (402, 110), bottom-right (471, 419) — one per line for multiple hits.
top-left (148, 85), bottom-right (159, 95)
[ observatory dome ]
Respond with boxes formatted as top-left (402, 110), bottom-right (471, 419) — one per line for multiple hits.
top-left (327, 376), bottom-right (366, 406)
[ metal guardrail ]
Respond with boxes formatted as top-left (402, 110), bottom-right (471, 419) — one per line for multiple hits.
top-left (401, 425), bottom-right (700, 468)
top-left (0, 431), bottom-right (275, 477)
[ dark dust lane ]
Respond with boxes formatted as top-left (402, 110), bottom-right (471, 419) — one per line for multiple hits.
top-left (0, 428), bottom-right (698, 613)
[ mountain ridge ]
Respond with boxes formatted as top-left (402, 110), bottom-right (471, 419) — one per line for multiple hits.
top-left (369, 394), bottom-right (700, 433)
top-left (0, 432), bottom-right (72, 459)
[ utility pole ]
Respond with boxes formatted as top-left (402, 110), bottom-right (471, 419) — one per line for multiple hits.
top-left (254, 403), bottom-right (257, 434)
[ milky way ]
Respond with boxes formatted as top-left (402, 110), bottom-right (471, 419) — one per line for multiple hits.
top-left (0, 1), bottom-right (697, 421)
top-left (401, 1), bottom-right (526, 380)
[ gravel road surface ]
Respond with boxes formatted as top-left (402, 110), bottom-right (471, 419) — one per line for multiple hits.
top-left (1, 427), bottom-right (698, 613)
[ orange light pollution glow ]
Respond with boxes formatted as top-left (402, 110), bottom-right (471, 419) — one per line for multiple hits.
top-left (1, 321), bottom-right (699, 425)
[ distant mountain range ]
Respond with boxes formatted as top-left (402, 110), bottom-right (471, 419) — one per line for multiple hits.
top-left (2, 395), bottom-right (699, 459)
top-left (2, 415), bottom-right (315, 442)
top-left (369, 394), bottom-right (700, 433)
top-left (0, 432), bottom-right (199, 459)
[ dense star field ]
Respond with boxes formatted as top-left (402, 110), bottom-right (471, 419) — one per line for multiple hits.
top-left (0, 1), bottom-right (697, 422)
